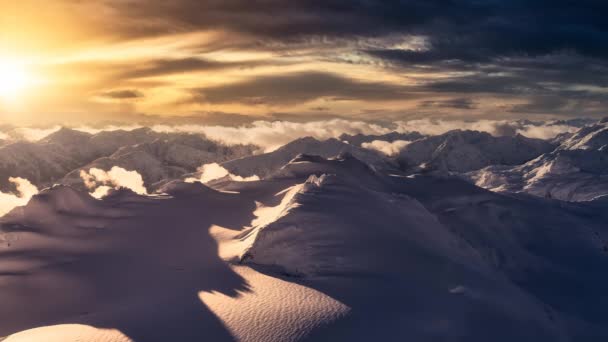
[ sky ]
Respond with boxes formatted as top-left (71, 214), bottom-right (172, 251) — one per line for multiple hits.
top-left (1, 0), bottom-right (607, 125)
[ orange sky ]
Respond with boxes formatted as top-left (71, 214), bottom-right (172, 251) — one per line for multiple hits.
top-left (1, 1), bottom-right (606, 125)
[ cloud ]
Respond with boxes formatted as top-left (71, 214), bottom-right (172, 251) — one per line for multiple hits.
top-left (119, 57), bottom-right (259, 79)
top-left (187, 163), bottom-right (260, 183)
top-left (393, 119), bottom-right (579, 139)
top-left (1, 118), bottom-right (588, 154)
top-left (516, 124), bottom-right (579, 140)
top-left (194, 71), bottom-right (412, 105)
top-left (418, 98), bottom-right (478, 110)
top-left (11, 126), bottom-right (62, 142)
top-left (361, 140), bottom-right (411, 156)
top-left (80, 167), bottom-right (148, 198)
top-left (9, 1), bottom-right (608, 118)
top-left (98, 1), bottom-right (608, 63)
top-left (98, 89), bottom-right (144, 100)
top-left (152, 119), bottom-right (392, 152)
top-left (0, 177), bottom-right (39, 217)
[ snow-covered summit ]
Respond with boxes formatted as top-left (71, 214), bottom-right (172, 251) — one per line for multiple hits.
top-left (60, 134), bottom-right (256, 191)
top-left (221, 136), bottom-right (395, 179)
top-left (396, 129), bottom-right (556, 173)
top-left (467, 119), bottom-right (608, 201)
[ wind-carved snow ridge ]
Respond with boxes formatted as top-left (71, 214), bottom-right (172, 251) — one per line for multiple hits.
top-left (80, 166), bottom-right (148, 198)
top-left (237, 159), bottom-right (479, 278)
top-left (239, 174), bottom-right (329, 276)
top-left (0, 177), bottom-right (39, 217)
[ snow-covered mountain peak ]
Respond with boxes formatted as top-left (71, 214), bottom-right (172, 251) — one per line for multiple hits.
top-left (270, 152), bottom-right (385, 190)
top-left (222, 136), bottom-right (394, 180)
top-left (466, 119), bottom-right (608, 201)
top-left (397, 129), bottom-right (555, 173)
top-left (559, 121), bottom-right (608, 151)
top-left (41, 127), bottom-right (92, 145)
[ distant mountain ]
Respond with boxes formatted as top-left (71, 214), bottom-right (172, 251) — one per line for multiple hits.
top-left (220, 136), bottom-right (396, 179)
top-left (467, 119), bottom-right (608, 201)
top-left (0, 128), bottom-right (161, 190)
top-left (339, 131), bottom-right (425, 146)
top-left (62, 134), bottom-right (256, 190)
top-left (0, 127), bottom-right (256, 191)
top-left (396, 130), bottom-right (556, 173)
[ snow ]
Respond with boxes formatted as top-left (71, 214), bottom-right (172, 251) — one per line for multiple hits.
top-left (5, 325), bottom-right (131, 342)
top-left (1, 122), bottom-right (608, 341)
top-left (467, 120), bottom-right (608, 201)
top-left (0, 127), bottom-right (256, 191)
top-left (221, 137), bottom-right (394, 179)
top-left (396, 129), bottom-right (555, 173)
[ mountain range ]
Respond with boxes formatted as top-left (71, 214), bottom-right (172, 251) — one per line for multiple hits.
top-left (1, 119), bottom-right (608, 341)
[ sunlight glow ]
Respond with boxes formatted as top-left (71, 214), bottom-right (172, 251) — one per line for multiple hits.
top-left (0, 60), bottom-right (32, 99)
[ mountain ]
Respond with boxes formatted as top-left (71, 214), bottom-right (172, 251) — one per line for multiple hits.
top-left (0, 128), bottom-right (160, 190)
top-left (3, 153), bottom-right (607, 341)
top-left (219, 154), bottom-right (608, 341)
top-left (339, 131), bottom-right (425, 146)
top-left (61, 134), bottom-right (256, 191)
top-left (468, 120), bottom-right (608, 201)
top-left (396, 130), bottom-right (556, 173)
top-left (0, 127), bottom-right (256, 192)
top-left (220, 136), bottom-right (396, 179)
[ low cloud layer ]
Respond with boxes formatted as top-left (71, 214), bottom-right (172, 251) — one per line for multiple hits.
top-left (0, 177), bottom-right (39, 217)
top-left (0, 118), bottom-right (590, 152)
top-left (187, 163), bottom-right (260, 184)
top-left (361, 140), bottom-right (411, 156)
top-left (80, 167), bottom-right (148, 198)
top-left (155, 120), bottom-right (392, 152)
top-left (393, 119), bottom-right (582, 140)
top-left (152, 119), bottom-right (586, 151)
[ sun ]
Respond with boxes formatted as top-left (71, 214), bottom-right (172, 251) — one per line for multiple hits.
top-left (0, 61), bottom-right (31, 100)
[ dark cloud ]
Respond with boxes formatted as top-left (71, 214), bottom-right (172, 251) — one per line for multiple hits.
top-left (418, 98), bottom-right (478, 110)
top-left (90, 1), bottom-right (608, 117)
top-left (120, 57), bottom-right (261, 79)
top-left (101, 1), bottom-right (608, 59)
top-left (98, 89), bottom-right (144, 99)
top-left (194, 72), bottom-right (413, 105)
top-left (100, 0), bottom-right (484, 40)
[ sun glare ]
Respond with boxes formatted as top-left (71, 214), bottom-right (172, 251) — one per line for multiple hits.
top-left (0, 60), bottom-right (31, 100)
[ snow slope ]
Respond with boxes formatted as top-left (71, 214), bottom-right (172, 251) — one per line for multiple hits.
top-left (1, 153), bottom-right (607, 341)
top-left (468, 119), bottom-right (608, 201)
top-left (225, 155), bottom-right (608, 341)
